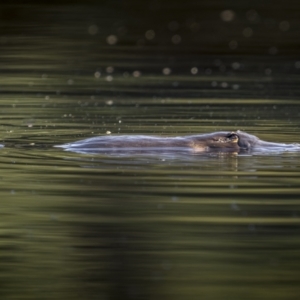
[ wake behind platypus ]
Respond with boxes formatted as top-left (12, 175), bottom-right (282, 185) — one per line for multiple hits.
top-left (55, 130), bottom-right (300, 155)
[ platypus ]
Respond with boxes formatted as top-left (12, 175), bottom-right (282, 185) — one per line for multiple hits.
top-left (55, 130), bottom-right (300, 154)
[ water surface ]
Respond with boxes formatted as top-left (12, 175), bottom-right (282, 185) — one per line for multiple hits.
top-left (1, 4), bottom-right (300, 300)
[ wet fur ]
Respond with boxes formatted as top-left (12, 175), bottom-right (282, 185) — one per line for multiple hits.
top-left (56, 130), bottom-right (300, 154)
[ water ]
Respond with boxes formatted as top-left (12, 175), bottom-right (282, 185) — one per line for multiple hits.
top-left (1, 3), bottom-right (300, 300)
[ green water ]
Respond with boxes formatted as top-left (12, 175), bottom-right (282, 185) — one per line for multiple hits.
top-left (1, 3), bottom-right (300, 300)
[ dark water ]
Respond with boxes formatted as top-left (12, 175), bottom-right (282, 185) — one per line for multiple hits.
top-left (1, 3), bottom-right (300, 300)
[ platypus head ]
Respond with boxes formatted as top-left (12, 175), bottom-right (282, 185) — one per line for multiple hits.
top-left (207, 132), bottom-right (239, 148)
top-left (214, 130), bottom-right (259, 150)
top-left (195, 130), bottom-right (259, 151)
top-left (194, 131), bottom-right (240, 151)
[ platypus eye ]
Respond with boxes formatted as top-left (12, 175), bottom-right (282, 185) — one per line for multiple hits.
top-left (226, 132), bottom-right (238, 141)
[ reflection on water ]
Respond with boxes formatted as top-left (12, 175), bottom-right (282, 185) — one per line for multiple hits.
top-left (1, 3), bottom-right (300, 300)
top-left (1, 146), bottom-right (300, 299)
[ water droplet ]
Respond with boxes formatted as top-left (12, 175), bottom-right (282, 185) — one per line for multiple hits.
top-left (133, 70), bottom-right (141, 77)
top-left (279, 21), bottom-right (290, 31)
top-left (243, 27), bottom-right (253, 37)
top-left (94, 71), bottom-right (101, 78)
top-left (220, 10), bottom-right (235, 22)
top-left (105, 100), bottom-right (114, 105)
top-left (106, 35), bottom-right (118, 45)
top-left (145, 30), bottom-right (155, 40)
top-left (162, 68), bottom-right (171, 75)
top-left (190, 67), bottom-right (198, 75)
top-left (106, 66), bottom-right (114, 73)
top-left (88, 25), bottom-right (98, 35)
top-left (171, 34), bottom-right (181, 44)
top-left (232, 62), bottom-right (240, 70)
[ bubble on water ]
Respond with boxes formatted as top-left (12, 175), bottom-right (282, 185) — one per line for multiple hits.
top-left (190, 67), bottom-right (198, 75)
top-left (106, 75), bottom-right (113, 82)
top-left (106, 131), bottom-right (111, 134)
top-left (162, 67), bottom-right (171, 75)
top-left (232, 62), bottom-right (240, 70)
top-left (211, 81), bottom-right (217, 87)
top-left (220, 10), bottom-right (235, 22)
top-left (232, 84), bottom-right (240, 90)
top-left (106, 35), bottom-right (118, 45)
top-left (171, 34), bottom-right (181, 44)
top-left (133, 70), bottom-right (141, 77)
top-left (145, 30), bottom-right (155, 40)
top-left (279, 20), bottom-right (290, 31)
top-left (221, 82), bottom-right (228, 88)
top-left (106, 66), bottom-right (114, 73)
top-left (94, 71), bottom-right (101, 78)
top-left (45, 95), bottom-right (50, 100)
top-left (88, 25), bottom-right (98, 35)
top-left (243, 27), bottom-right (253, 37)
top-left (105, 100), bottom-right (114, 105)
top-left (67, 79), bottom-right (74, 85)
